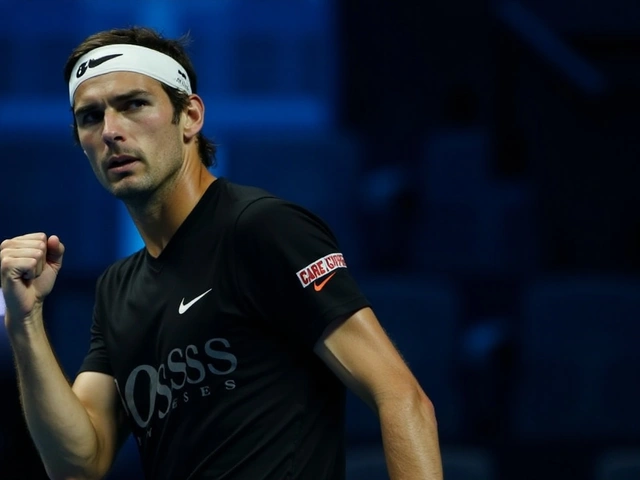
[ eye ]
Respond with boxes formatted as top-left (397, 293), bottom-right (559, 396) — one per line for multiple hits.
top-left (78, 110), bottom-right (103, 127)
top-left (126, 99), bottom-right (148, 110)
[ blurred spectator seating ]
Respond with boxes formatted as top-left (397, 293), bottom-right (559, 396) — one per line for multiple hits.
top-left (510, 275), bottom-right (640, 441)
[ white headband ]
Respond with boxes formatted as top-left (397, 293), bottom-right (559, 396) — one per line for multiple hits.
top-left (68, 44), bottom-right (192, 105)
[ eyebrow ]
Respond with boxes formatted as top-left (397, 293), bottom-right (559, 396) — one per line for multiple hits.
top-left (73, 89), bottom-right (152, 117)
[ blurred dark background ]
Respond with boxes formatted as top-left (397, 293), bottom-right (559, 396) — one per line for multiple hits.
top-left (1, 0), bottom-right (640, 479)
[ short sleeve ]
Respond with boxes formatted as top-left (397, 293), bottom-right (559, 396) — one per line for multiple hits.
top-left (234, 197), bottom-right (370, 349)
top-left (77, 276), bottom-right (113, 376)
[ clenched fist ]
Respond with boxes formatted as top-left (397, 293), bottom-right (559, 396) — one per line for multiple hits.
top-left (0, 233), bottom-right (65, 326)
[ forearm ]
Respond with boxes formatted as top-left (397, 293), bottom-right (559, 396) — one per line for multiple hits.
top-left (8, 307), bottom-right (101, 480)
top-left (378, 387), bottom-right (443, 480)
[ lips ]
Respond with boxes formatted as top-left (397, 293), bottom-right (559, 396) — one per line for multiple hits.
top-left (107, 155), bottom-right (138, 169)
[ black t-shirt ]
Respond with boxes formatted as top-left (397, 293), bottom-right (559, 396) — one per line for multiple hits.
top-left (79, 178), bottom-right (370, 480)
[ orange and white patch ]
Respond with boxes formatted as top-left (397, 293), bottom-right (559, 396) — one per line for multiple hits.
top-left (296, 253), bottom-right (347, 288)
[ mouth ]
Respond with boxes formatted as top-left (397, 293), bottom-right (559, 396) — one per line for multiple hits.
top-left (107, 155), bottom-right (138, 170)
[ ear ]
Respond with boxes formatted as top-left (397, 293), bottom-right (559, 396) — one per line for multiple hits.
top-left (182, 94), bottom-right (205, 141)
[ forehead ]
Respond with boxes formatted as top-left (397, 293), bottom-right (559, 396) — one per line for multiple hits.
top-left (73, 71), bottom-right (165, 108)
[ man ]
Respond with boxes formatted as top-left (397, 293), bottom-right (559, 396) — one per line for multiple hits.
top-left (0, 27), bottom-right (442, 479)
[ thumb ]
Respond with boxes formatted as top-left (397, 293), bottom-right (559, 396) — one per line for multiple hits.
top-left (46, 235), bottom-right (65, 272)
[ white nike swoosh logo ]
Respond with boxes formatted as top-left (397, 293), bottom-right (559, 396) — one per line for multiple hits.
top-left (178, 289), bottom-right (212, 314)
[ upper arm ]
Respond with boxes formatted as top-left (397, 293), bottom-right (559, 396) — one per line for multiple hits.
top-left (72, 371), bottom-right (130, 476)
top-left (314, 307), bottom-right (426, 411)
top-left (235, 198), bottom-right (370, 349)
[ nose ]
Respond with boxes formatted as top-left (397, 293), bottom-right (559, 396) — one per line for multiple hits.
top-left (101, 109), bottom-right (124, 145)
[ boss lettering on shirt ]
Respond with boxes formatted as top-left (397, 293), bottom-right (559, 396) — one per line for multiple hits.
top-left (116, 337), bottom-right (238, 432)
top-left (296, 253), bottom-right (347, 287)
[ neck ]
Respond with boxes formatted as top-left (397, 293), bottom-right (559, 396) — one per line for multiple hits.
top-left (126, 165), bottom-right (216, 258)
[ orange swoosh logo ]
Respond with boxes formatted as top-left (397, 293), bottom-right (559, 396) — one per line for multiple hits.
top-left (314, 272), bottom-right (336, 292)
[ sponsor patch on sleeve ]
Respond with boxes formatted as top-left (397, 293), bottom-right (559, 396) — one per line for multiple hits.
top-left (296, 253), bottom-right (347, 288)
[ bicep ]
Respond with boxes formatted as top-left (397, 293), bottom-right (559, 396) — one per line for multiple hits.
top-left (314, 307), bottom-right (420, 411)
top-left (72, 371), bottom-right (130, 472)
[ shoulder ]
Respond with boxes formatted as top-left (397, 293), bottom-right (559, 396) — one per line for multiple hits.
top-left (236, 196), bottom-right (333, 240)
top-left (211, 179), bottom-right (279, 226)
top-left (218, 178), bottom-right (328, 233)
top-left (218, 179), bottom-right (277, 214)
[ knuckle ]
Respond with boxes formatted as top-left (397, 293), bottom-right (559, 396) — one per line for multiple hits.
top-left (0, 238), bottom-right (14, 251)
top-left (1, 256), bottom-right (13, 272)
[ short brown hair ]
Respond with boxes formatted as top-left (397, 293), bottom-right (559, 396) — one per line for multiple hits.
top-left (64, 26), bottom-right (217, 168)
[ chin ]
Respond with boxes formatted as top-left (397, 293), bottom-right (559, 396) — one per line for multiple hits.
top-left (109, 178), bottom-right (155, 202)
